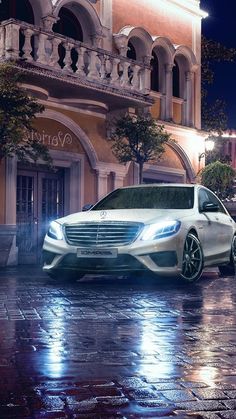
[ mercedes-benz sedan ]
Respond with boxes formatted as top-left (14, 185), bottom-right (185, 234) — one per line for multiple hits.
top-left (42, 184), bottom-right (236, 282)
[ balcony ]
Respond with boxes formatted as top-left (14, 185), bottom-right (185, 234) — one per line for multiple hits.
top-left (0, 19), bottom-right (153, 110)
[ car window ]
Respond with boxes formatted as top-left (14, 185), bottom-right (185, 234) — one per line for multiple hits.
top-left (198, 188), bottom-right (227, 214)
top-left (92, 186), bottom-right (194, 210)
top-left (205, 189), bottom-right (227, 214)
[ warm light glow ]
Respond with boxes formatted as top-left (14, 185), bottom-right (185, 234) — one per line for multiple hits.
top-left (138, 315), bottom-right (176, 380)
top-left (205, 139), bottom-right (215, 152)
top-left (191, 365), bottom-right (218, 387)
top-left (148, 0), bottom-right (208, 19)
top-left (44, 318), bottom-right (66, 378)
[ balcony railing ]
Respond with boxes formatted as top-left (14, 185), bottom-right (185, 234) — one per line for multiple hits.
top-left (0, 19), bottom-right (151, 98)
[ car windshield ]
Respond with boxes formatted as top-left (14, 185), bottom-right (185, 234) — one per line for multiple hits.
top-left (92, 186), bottom-right (194, 210)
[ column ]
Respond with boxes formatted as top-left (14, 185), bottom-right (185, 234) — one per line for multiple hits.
top-left (62, 42), bottom-right (73, 73)
top-left (5, 23), bottom-right (20, 60)
top-left (36, 32), bottom-right (49, 65)
top-left (4, 157), bottom-right (18, 266)
top-left (96, 169), bottom-right (109, 200)
top-left (87, 48), bottom-right (99, 80)
top-left (185, 71), bottom-right (194, 127)
top-left (140, 55), bottom-right (152, 94)
top-left (41, 15), bottom-right (58, 32)
top-left (100, 0), bottom-right (113, 50)
top-left (0, 26), bottom-right (5, 58)
top-left (48, 36), bottom-right (61, 68)
top-left (113, 172), bottom-right (125, 189)
top-left (165, 63), bottom-right (173, 121)
top-left (113, 34), bottom-right (128, 57)
top-left (22, 28), bottom-right (35, 61)
top-left (69, 161), bottom-right (83, 213)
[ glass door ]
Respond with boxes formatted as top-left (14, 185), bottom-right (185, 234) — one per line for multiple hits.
top-left (17, 168), bottom-right (64, 264)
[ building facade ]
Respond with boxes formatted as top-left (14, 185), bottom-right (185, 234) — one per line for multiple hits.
top-left (0, 0), bottom-right (207, 266)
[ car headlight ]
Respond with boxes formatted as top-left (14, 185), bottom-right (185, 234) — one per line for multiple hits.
top-left (140, 220), bottom-right (181, 241)
top-left (47, 221), bottom-right (64, 240)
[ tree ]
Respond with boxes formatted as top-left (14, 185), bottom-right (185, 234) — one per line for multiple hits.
top-left (200, 161), bottom-right (236, 200)
top-left (109, 113), bottom-right (171, 183)
top-left (0, 63), bottom-right (52, 164)
top-left (201, 37), bottom-right (236, 167)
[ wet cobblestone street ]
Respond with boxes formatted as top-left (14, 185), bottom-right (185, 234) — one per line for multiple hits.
top-left (0, 267), bottom-right (236, 418)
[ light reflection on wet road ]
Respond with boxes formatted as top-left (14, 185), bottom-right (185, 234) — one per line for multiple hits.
top-left (0, 266), bottom-right (236, 418)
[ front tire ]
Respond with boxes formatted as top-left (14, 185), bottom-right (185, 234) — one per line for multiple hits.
top-left (218, 235), bottom-right (236, 277)
top-left (181, 233), bottom-right (203, 282)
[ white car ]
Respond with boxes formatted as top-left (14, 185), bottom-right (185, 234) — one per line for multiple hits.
top-left (42, 184), bottom-right (236, 282)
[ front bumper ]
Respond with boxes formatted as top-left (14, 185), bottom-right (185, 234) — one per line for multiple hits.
top-left (42, 233), bottom-right (183, 277)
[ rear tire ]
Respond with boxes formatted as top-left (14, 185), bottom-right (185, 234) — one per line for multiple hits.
top-left (218, 236), bottom-right (236, 277)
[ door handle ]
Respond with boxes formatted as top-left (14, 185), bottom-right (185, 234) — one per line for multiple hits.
top-left (33, 217), bottom-right (38, 225)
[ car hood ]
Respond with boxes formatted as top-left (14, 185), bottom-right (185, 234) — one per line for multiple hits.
top-left (57, 208), bottom-right (194, 225)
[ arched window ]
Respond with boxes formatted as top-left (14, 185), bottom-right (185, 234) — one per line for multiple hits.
top-left (0, 0), bottom-right (34, 23)
top-left (151, 51), bottom-right (159, 92)
top-left (127, 41), bottom-right (136, 60)
top-left (0, 0), bottom-right (34, 59)
top-left (53, 7), bottom-right (83, 42)
top-left (53, 7), bottom-right (83, 71)
top-left (173, 59), bottom-right (180, 98)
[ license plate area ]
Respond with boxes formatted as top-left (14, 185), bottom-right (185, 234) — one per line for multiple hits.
top-left (77, 248), bottom-right (118, 258)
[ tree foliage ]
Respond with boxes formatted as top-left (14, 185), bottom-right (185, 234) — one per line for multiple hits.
top-left (201, 36), bottom-right (236, 133)
top-left (0, 63), bottom-right (52, 164)
top-left (109, 113), bottom-right (171, 183)
top-left (201, 37), bottom-right (236, 171)
top-left (200, 161), bottom-right (236, 200)
top-left (201, 36), bottom-right (236, 88)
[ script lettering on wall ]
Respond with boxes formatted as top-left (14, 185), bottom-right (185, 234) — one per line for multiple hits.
top-left (24, 130), bottom-right (73, 148)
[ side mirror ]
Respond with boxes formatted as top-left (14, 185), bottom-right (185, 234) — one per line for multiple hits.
top-left (82, 203), bottom-right (93, 212)
top-left (201, 201), bottom-right (219, 213)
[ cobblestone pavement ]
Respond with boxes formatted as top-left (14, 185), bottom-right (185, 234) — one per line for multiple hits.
top-left (0, 267), bottom-right (236, 418)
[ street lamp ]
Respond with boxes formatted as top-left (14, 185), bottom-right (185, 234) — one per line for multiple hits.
top-left (198, 139), bottom-right (215, 170)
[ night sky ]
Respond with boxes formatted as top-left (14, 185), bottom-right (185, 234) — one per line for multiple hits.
top-left (200, 0), bottom-right (236, 128)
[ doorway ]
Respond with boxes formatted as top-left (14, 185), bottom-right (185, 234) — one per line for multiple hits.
top-left (16, 167), bottom-right (64, 264)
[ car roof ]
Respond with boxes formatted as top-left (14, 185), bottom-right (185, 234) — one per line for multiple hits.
top-left (118, 183), bottom-right (197, 189)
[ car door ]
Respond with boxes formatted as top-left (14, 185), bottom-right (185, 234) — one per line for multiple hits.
top-left (197, 188), bottom-right (234, 263)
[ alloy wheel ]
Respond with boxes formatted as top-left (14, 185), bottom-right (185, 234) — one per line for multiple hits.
top-left (181, 233), bottom-right (203, 282)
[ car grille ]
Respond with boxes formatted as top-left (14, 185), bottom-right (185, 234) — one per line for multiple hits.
top-left (64, 222), bottom-right (143, 247)
top-left (58, 253), bottom-right (145, 272)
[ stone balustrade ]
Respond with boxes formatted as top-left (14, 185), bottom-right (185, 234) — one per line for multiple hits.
top-left (0, 19), bottom-right (150, 96)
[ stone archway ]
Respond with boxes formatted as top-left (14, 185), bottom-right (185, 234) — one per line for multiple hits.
top-left (114, 25), bottom-right (153, 61)
top-left (52, 0), bottom-right (104, 45)
top-left (167, 141), bottom-right (195, 183)
top-left (38, 109), bottom-right (99, 169)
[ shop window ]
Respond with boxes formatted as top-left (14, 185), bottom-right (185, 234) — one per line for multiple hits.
top-left (151, 51), bottom-right (159, 92)
top-left (172, 59), bottom-right (180, 98)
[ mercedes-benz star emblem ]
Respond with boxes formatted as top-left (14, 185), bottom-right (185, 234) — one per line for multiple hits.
top-left (100, 210), bottom-right (107, 219)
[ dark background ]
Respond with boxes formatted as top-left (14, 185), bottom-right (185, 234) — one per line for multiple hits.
top-left (201, 0), bottom-right (236, 128)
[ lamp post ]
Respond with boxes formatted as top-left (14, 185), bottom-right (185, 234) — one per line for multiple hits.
top-left (198, 139), bottom-right (215, 171)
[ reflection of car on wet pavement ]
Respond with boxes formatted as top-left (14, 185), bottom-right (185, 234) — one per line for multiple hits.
top-left (42, 183), bottom-right (236, 282)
